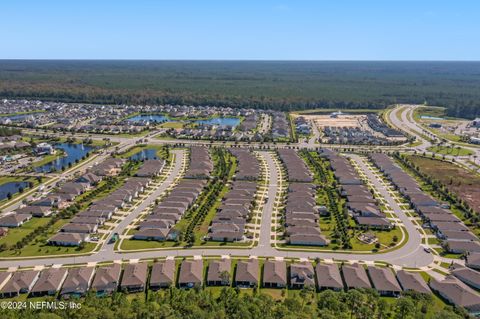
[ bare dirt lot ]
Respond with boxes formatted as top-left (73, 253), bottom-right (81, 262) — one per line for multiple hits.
top-left (407, 155), bottom-right (480, 213)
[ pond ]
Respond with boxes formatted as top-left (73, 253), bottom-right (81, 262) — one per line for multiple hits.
top-left (35, 143), bottom-right (94, 173)
top-left (0, 181), bottom-right (30, 200)
top-left (195, 117), bottom-right (240, 127)
top-left (127, 114), bottom-right (173, 124)
top-left (129, 148), bottom-right (159, 161)
top-left (421, 115), bottom-right (444, 120)
top-left (1, 113), bottom-right (35, 122)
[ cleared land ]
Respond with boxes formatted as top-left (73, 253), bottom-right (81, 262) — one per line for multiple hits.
top-left (407, 155), bottom-right (480, 214)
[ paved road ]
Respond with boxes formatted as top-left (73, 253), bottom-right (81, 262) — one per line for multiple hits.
top-left (349, 154), bottom-right (432, 267)
top-left (257, 151), bottom-right (279, 248)
top-left (0, 149), bottom-right (436, 269)
top-left (389, 104), bottom-right (480, 172)
top-left (102, 149), bottom-right (185, 252)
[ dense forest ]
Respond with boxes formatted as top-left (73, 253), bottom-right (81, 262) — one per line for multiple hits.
top-left (0, 288), bottom-right (469, 319)
top-left (0, 60), bottom-right (479, 118)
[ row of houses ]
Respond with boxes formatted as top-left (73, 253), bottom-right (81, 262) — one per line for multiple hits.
top-left (366, 114), bottom-right (404, 138)
top-left (0, 260), bottom-right (427, 299)
top-left (184, 146), bottom-right (213, 179)
top-left (322, 127), bottom-right (392, 145)
top-left (284, 182), bottom-right (328, 246)
top-left (48, 159), bottom-right (165, 246)
top-left (277, 149), bottom-right (313, 182)
top-left (1, 259), bottom-right (479, 313)
top-left (133, 179), bottom-right (207, 241)
top-left (207, 148), bottom-right (260, 242)
top-left (322, 150), bottom-right (392, 229)
top-left (230, 148), bottom-right (260, 180)
top-left (270, 112), bottom-right (289, 139)
top-left (0, 172), bottom-right (104, 229)
top-left (369, 153), bottom-right (480, 254)
top-left (207, 181), bottom-right (257, 242)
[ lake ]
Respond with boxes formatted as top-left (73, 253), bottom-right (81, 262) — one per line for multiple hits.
top-left (35, 143), bottom-right (94, 173)
top-left (127, 114), bottom-right (173, 124)
top-left (195, 117), bottom-right (240, 127)
top-left (129, 148), bottom-right (159, 161)
top-left (0, 181), bottom-right (30, 200)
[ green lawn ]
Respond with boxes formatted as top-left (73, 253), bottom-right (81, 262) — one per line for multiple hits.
top-left (427, 145), bottom-right (473, 156)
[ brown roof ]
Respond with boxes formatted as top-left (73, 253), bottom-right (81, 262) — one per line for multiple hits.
top-left (430, 276), bottom-right (480, 311)
top-left (342, 264), bottom-right (371, 289)
top-left (235, 259), bottom-right (259, 284)
top-left (120, 263), bottom-right (148, 289)
top-left (263, 260), bottom-right (287, 286)
top-left (91, 264), bottom-right (121, 292)
top-left (31, 268), bottom-right (68, 294)
top-left (0, 270), bottom-right (39, 295)
top-left (178, 260), bottom-right (203, 286)
top-left (316, 263), bottom-right (343, 290)
top-left (150, 260), bottom-right (176, 287)
top-left (290, 262), bottom-right (315, 287)
top-left (367, 266), bottom-right (401, 293)
top-left (61, 267), bottom-right (95, 295)
top-left (207, 259), bottom-right (231, 283)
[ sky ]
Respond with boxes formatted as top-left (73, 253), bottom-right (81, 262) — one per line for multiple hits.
top-left (1, 0), bottom-right (479, 60)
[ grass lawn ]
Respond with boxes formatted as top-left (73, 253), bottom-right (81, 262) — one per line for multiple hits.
top-left (0, 217), bottom-right (51, 247)
top-left (120, 239), bottom-right (180, 250)
top-left (159, 122), bottom-right (184, 129)
top-left (426, 145), bottom-right (473, 156)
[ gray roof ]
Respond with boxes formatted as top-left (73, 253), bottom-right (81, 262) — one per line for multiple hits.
top-left (430, 276), bottom-right (480, 311)
top-left (395, 270), bottom-right (431, 294)
top-left (367, 266), bottom-right (401, 293)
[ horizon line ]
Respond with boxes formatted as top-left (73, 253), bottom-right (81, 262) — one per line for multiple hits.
top-left (0, 58), bottom-right (480, 62)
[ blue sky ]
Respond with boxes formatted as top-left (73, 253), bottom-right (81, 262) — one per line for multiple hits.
top-left (1, 0), bottom-right (479, 60)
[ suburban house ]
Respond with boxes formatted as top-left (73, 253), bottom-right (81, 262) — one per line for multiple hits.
top-left (30, 268), bottom-right (68, 297)
top-left (207, 258), bottom-right (231, 286)
top-left (0, 213), bottom-right (32, 227)
top-left (150, 260), bottom-right (176, 290)
top-left (60, 267), bottom-right (95, 298)
top-left (235, 259), bottom-right (259, 288)
top-left (263, 260), bottom-right (287, 288)
top-left (342, 264), bottom-right (371, 290)
top-left (91, 264), bottom-right (122, 296)
top-left (0, 270), bottom-right (40, 298)
top-left (367, 266), bottom-right (402, 296)
top-left (315, 263), bottom-right (344, 291)
top-left (430, 276), bottom-right (480, 315)
top-left (290, 262), bottom-right (315, 289)
top-left (178, 259), bottom-right (203, 288)
top-left (395, 270), bottom-right (431, 294)
top-left (120, 263), bottom-right (148, 293)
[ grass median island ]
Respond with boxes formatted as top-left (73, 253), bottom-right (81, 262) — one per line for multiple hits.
top-left (288, 151), bottom-right (404, 253)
